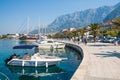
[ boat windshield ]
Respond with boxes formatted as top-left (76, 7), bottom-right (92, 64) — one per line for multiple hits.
top-left (13, 45), bottom-right (38, 49)
top-left (12, 44), bottom-right (39, 57)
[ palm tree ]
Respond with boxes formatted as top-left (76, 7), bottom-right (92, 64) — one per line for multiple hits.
top-left (89, 23), bottom-right (99, 42)
top-left (77, 28), bottom-right (86, 39)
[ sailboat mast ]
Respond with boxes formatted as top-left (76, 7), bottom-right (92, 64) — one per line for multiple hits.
top-left (27, 16), bottom-right (29, 35)
top-left (38, 17), bottom-right (41, 39)
top-left (44, 24), bottom-right (46, 36)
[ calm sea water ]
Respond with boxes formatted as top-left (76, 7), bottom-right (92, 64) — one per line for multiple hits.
top-left (0, 39), bottom-right (82, 80)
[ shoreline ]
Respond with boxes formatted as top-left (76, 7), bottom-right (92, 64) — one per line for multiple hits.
top-left (65, 42), bottom-right (120, 80)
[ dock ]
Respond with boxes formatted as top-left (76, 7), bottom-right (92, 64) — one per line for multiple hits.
top-left (71, 42), bottom-right (120, 80)
top-left (71, 43), bottom-right (120, 80)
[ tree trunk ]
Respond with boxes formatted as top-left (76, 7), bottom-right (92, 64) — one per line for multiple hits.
top-left (94, 31), bottom-right (96, 43)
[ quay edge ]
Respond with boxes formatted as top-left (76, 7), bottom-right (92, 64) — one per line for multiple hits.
top-left (65, 43), bottom-right (88, 80)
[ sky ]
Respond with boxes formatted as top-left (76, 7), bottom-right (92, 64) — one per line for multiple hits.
top-left (0, 0), bottom-right (120, 35)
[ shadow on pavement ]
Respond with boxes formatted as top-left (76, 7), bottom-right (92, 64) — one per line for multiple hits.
top-left (94, 51), bottom-right (120, 59)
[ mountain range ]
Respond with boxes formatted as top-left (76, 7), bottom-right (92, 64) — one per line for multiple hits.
top-left (31, 2), bottom-right (120, 34)
top-left (103, 2), bottom-right (120, 22)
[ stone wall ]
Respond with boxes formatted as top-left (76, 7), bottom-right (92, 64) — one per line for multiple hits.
top-left (65, 43), bottom-right (84, 60)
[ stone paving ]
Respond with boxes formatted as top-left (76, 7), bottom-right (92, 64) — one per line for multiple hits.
top-left (71, 42), bottom-right (120, 80)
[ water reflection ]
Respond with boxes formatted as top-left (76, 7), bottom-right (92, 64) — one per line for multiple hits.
top-left (5, 47), bottom-right (81, 80)
top-left (65, 47), bottom-right (82, 61)
top-left (18, 40), bottom-right (34, 45)
top-left (0, 72), bottom-right (9, 80)
top-left (8, 66), bottom-right (65, 80)
top-left (40, 48), bottom-right (66, 57)
top-left (1, 39), bottom-right (82, 80)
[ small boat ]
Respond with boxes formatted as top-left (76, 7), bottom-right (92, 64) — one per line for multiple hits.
top-left (19, 34), bottom-right (38, 42)
top-left (5, 44), bottom-right (67, 68)
top-left (33, 39), bottom-right (65, 49)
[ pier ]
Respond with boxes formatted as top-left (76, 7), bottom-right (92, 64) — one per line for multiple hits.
top-left (64, 41), bottom-right (120, 80)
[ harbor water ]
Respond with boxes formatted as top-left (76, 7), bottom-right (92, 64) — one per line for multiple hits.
top-left (0, 39), bottom-right (82, 80)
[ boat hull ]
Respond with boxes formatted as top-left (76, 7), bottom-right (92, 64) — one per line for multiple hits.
top-left (38, 44), bottom-right (65, 49)
top-left (7, 57), bottom-right (62, 67)
top-left (33, 39), bottom-right (65, 49)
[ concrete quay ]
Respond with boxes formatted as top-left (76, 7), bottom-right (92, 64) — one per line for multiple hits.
top-left (67, 42), bottom-right (120, 80)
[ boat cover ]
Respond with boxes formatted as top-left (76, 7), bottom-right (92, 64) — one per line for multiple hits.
top-left (13, 45), bottom-right (38, 49)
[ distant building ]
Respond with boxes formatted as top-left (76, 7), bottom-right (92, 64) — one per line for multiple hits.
top-left (69, 28), bottom-right (76, 32)
top-left (101, 19), bottom-right (116, 30)
top-left (102, 20), bottom-right (112, 27)
top-left (62, 27), bottom-right (76, 32)
top-left (62, 29), bottom-right (69, 32)
top-left (7, 34), bottom-right (19, 39)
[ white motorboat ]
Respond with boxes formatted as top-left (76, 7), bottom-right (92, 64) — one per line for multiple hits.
top-left (5, 45), bottom-right (67, 68)
top-left (33, 39), bottom-right (65, 49)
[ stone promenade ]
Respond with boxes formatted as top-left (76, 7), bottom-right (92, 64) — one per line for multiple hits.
top-left (71, 42), bottom-right (120, 80)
